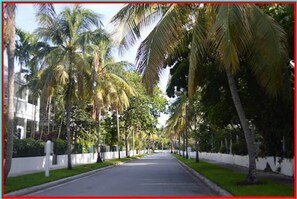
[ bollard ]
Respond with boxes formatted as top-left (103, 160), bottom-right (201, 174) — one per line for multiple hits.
top-left (187, 147), bottom-right (191, 159)
top-left (45, 140), bottom-right (51, 177)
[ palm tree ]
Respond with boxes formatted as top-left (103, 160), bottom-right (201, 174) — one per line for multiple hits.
top-left (111, 4), bottom-right (289, 183)
top-left (36, 5), bottom-right (102, 169)
top-left (165, 95), bottom-right (188, 157)
top-left (4, 3), bottom-right (16, 184)
top-left (85, 30), bottom-right (135, 162)
top-left (15, 29), bottom-right (52, 138)
top-left (110, 79), bottom-right (135, 158)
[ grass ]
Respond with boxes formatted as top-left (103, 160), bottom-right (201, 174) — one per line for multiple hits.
top-left (173, 154), bottom-right (294, 196)
top-left (5, 155), bottom-right (146, 194)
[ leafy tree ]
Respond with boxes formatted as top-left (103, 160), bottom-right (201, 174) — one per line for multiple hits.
top-left (112, 4), bottom-right (289, 183)
top-left (122, 72), bottom-right (167, 156)
top-left (36, 5), bottom-right (102, 169)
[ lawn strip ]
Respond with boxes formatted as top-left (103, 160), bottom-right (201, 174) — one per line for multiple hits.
top-left (5, 154), bottom-right (147, 193)
top-left (173, 154), bottom-right (293, 196)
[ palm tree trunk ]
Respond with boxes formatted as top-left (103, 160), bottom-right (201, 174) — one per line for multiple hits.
top-left (194, 112), bottom-right (199, 163)
top-left (39, 115), bottom-right (44, 140)
top-left (185, 104), bottom-right (189, 159)
top-left (125, 126), bottom-right (130, 157)
top-left (96, 109), bottom-right (102, 163)
top-left (57, 116), bottom-right (63, 139)
top-left (226, 68), bottom-right (257, 183)
top-left (182, 132), bottom-right (185, 158)
top-left (47, 96), bottom-right (52, 135)
top-left (32, 97), bottom-right (37, 138)
top-left (178, 136), bottom-right (181, 155)
top-left (116, 109), bottom-right (120, 159)
top-left (66, 82), bottom-right (73, 169)
top-left (4, 4), bottom-right (16, 184)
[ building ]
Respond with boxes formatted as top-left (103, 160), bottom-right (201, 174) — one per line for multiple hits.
top-left (4, 66), bottom-right (40, 139)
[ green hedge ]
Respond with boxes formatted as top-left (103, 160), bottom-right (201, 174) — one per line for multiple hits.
top-left (13, 138), bottom-right (44, 157)
top-left (53, 139), bottom-right (67, 155)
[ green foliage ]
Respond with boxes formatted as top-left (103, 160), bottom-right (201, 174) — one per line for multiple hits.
top-left (232, 142), bottom-right (247, 156)
top-left (219, 145), bottom-right (228, 154)
top-left (13, 138), bottom-right (44, 157)
top-left (53, 139), bottom-right (67, 155)
top-left (123, 72), bottom-right (167, 133)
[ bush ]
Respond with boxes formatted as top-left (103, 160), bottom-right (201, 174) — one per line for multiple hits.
top-left (219, 145), bottom-right (228, 153)
top-left (232, 142), bottom-right (247, 155)
top-left (53, 139), bottom-right (67, 155)
top-left (72, 143), bottom-right (82, 154)
top-left (13, 138), bottom-right (44, 157)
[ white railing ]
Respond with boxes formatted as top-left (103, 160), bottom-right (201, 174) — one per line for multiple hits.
top-left (9, 150), bottom-right (148, 177)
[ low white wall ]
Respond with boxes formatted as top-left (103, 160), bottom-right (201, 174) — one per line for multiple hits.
top-left (184, 151), bottom-right (294, 177)
top-left (9, 150), bottom-right (148, 177)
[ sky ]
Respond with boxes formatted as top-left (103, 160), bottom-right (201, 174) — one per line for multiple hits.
top-left (14, 3), bottom-right (170, 126)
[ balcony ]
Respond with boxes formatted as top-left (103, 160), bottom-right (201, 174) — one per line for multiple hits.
top-left (4, 97), bottom-right (40, 121)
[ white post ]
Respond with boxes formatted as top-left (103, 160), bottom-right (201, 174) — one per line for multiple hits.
top-left (45, 140), bottom-right (51, 177)
top-left (187, 147), bottom-right (191, 159)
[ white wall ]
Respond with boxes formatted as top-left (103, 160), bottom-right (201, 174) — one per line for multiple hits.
top-left (9, 150), bottom-right (148, 177)
top-left (186, 151), bottom-right (294, 177)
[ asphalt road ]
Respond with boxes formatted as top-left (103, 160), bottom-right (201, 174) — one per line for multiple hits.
top-left (29, 152), bottom-right (216, 196)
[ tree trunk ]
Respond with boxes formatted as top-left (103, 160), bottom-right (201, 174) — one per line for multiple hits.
top-left (57, 116), bottom-right (63, 139)
top-left (47, 96), bottom-right (52, 135)
top-left (39, 115), bottom-right (44, 140)
top-left (96, 109), bottom-right (102, 163)
top-left (194, 112), bottom-right (199, 163)
top-left (132, 126), bottom-right (136, 156)
top-left (226, 68), bottom-right (257, 183)
top-left (32, 97), bottom-right (37, 138)
top-left (66, 81), bottom-right (73, 169)
top-left (116, 109), bottom-right (120, 159)
top-left (125, 127), bottom-right (130, 157)
top-left (182, 133), bottom-right (185, 158)
top-left (185, 104), bottom-right (189, 159)
top-left (4, 4), bottom-right (16, 184)
top-left (178, 136), bottom-right (181, 155)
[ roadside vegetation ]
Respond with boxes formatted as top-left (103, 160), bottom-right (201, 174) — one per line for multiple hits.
top-left (173, 154), bottom-right (294, 196)
top-left (4, 3), bottom-right (293, 194)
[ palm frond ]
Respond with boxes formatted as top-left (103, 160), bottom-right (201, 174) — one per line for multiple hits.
top-left (188, 8), bottom-right (208, 100)
top-left (211, 5), bottom-right (253, 73)
top-left (110, 4), bottom-right (162, 54)
top-left (247, 5), bottom-right (289, 97)
top-left (136, 5), bottom-right (188, 93)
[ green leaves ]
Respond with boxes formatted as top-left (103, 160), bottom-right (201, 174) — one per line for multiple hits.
top-left (136, 5), bottom-right (187, 93)
top-left (247, 5), bottom-right (288, 97)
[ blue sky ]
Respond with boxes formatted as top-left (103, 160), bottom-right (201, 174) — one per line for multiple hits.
top-left (14, 3), bottom-right (170, 126)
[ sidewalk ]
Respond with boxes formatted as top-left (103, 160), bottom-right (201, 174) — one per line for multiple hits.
top-left (201, 158), bottom-right (294, 185)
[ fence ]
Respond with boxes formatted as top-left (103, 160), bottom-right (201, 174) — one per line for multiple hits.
top-left (182, 151), bottom-right (294, 177)
top-left (9, 150), bottom-right (148, 177)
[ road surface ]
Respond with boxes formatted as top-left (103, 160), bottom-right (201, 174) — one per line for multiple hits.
top-left (29, 152), bottom-right (215, 196)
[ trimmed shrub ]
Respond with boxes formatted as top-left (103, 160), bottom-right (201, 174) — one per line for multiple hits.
top-left (232, 142), bottom-right (248, 155)
top-left (53, 139), bottom-right (67, 155)
top-left (13, 138), bottom-right (44, 157)
top-left (219, 145), bottom-right (228, 153)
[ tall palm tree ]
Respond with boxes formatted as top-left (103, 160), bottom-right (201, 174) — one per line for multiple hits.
top-left (111, 4), bottom-right (288, 183)
top-left (36, 5), bottom-right (102, 169)
top-left (4, 3), bottom-right (16, 184)
top-left (165, 95), bottom-right (187, 156)
top-left (15, 29), bottom-right (52, 138)
top-left (110, 79), bottom-right (135, 158)
top-left (86, 30), bottom-right (135, 162)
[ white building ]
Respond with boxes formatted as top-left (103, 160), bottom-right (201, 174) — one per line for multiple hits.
top-left (4, 66), bottom-right (40, 139)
